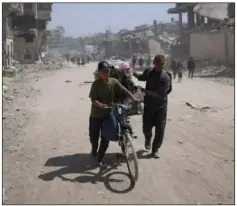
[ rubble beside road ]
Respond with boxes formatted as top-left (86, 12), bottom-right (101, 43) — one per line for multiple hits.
top-left (2, 59), bottom-right (73, 203)
top-left (3, 61), bottom-right (64, 78)
top-left (3, 52), bottom-right (68, 78)
top-left (194, 59), bottom-right (234, 78)
top-left (2, 59), bottom-right (73, 153)
top-left (3, 76), bottom-right (38, 152)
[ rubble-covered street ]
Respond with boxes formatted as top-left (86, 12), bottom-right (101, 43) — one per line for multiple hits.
top-left (3, 62), bottom-right (234, 204)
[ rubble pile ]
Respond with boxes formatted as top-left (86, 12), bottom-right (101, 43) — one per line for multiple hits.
top-left (195, 59), bottom-right (234, 78)
top-left (3, 57), bottom-right (65, 78)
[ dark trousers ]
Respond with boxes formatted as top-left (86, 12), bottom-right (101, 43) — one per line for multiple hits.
top-left (188, 68), bottom-right (194, 79)
top-left (142, 106), bottom-right (167, 152)
top-left (172, 70), bottom-right (177, 79)
top-left (89, 117), bottom-right (109, 161)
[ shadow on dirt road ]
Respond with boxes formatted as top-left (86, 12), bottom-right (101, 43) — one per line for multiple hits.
top-left (38, 153), bottom-right (135, 194)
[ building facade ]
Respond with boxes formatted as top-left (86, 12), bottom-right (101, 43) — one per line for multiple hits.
top-left (2, 3), bottom-right (23, 67)
top-left (10, 3), bottom-right (53, 64)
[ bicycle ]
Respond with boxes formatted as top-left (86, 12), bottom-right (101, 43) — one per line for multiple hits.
top-left (107, 100), bottom-right (143, 182)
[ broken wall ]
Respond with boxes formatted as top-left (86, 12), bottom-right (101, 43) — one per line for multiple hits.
top-left (13, 36), bottom-right (37, 63)
top-left (190, 30), bottom-right (234, 65)
top-left (13, 31), bottom-right (43, 64)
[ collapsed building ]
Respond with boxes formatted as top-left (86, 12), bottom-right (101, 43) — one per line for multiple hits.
top-left (167, 3), bottom-right (235, 65)
top-left (12, 3), bottom-right (52, 64)
top-left (2, 3), bottom-right (23, 67)
top-left (2, 3), bottom-right (53, 65)
top-left (99, 25), bottom-right (157, 59)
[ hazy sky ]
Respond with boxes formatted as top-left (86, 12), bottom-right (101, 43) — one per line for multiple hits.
top-left (48, 3), bottom-right (185, 37)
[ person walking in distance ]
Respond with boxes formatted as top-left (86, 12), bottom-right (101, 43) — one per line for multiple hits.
top-left (146, 56), bottom-right (152, 67)
top-left (187, 57), bottom-right (195, 79)
top-left (89, 61), bottom-right (136, 168)
top-left (177, 60), bottom-right (183, 83)
top-left (138, 57), bottom-right (144, 69)
top-left (132, 55), bottom-right (137, 69)
top-left (170, 58), bottom-right (177, 79)
top-left (133, 55), bottom-right (172, 158)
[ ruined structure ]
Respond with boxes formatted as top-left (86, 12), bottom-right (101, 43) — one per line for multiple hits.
top-left (167, 3), bottom-right (197, 44)
top-left (11, 3), bottom-right (52, 64)
top-left (167, 3), bottom-right (235, 64)
top-left (2, 3), bottom-right (23, 67)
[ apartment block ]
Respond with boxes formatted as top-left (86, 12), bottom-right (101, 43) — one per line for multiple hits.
top-left (11, 3), bottom-right (52, 64)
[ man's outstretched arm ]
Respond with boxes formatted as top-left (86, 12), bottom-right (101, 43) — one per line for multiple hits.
top-left (133, 69), bottom-right (149, 81)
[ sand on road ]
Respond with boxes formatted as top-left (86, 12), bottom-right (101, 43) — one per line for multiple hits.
top-left (3, 62), bottom-right (234, 204)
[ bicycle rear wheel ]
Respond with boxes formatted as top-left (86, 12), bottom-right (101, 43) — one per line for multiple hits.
top-left (123, 131), bottom-right (139, 182)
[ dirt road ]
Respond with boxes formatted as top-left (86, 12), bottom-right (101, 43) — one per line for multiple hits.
top-left (3, 62), bottom-right (234, 204)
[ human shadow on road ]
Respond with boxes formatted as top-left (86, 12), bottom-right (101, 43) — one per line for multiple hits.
top-left (136, 149), bottom-right (157, 159)
top-left (38, 153), bottom-right (135, 193)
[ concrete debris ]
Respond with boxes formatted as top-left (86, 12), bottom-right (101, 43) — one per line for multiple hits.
top-left (3, 59), bottom-right (66, 78)
top-left (186, 102), bottom-right (211, 111)
top-left (3, 69), bottom-right (16, 77)
top-left (3, 95), bottom-right (13, 101)
top-left (3, 85), bottom-right (8, 94)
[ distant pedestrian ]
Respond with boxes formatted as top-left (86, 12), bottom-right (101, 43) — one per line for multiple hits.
top-left (82, 57), bottom-right (85, 66)
top-left (139, 57), bottom-right (144, 68)
top-left (187, 57), bottom-right (195, 79)
top-left (132, 55), bottom-right (137, 69)
top-left (177, 61), bottom-right (183, 83)
top-left (170, 58), bottom-right (177, 79)
top-left (146, 56), bottom-right (151, 67)
top-left (77, 57), bottom-right (81, 67)
top-left (65, 54), bottom-right (70, 62)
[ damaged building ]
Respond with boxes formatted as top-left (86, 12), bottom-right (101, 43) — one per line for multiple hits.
top-left (2, 3), bottom-right (23, 67)
top-left (10, 3), bottom-right (52, 64)
top-left (167, 3), bottom-right (235, 65)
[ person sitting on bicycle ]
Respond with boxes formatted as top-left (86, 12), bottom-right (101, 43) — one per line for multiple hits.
top-left (89, 61), bottom-right (136, 168)
top-left (118, 63), bottom-right (136, 92)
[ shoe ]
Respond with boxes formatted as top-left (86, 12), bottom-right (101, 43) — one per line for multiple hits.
top-left (97, 160), bottom-right (107, 169)
top-left (151, 151), bottom-right (159, 159)
top-left (145, 139), bottom-right (151, 150)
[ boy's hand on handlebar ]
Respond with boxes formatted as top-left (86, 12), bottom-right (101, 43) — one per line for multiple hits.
top-left (98, 103), bottom-right (108, 109)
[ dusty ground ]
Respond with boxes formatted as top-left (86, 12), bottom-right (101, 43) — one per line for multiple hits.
top-left (3, 62), bottom-right (234, 204)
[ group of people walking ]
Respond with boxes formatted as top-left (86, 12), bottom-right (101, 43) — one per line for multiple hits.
top-left (89, 55), bottom-right (172, 168)
top-left (132, 55), bottom-right (152, 69)
top-left (170, 57), bottom-right (196, 82)
top-left (65, 53), bottom-right (92, 66)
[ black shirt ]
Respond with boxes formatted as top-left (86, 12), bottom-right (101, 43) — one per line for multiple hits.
top-left (187, 60), bottom-right (195, 70)
top-left (134, 68), bottom-right (171, 108)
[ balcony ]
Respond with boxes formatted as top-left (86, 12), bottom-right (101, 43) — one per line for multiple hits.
top-left (37, 10), bottom-right (51, 21)
top-left (12, 16), bottom-right (47, 31)
top-left (14, 28), bottom-right (37, 38)
top-left (36, 3), bottom-right (52, 21)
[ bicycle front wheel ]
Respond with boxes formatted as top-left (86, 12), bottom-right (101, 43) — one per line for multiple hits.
top-left (123, 131), bottom-right (139, 182)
